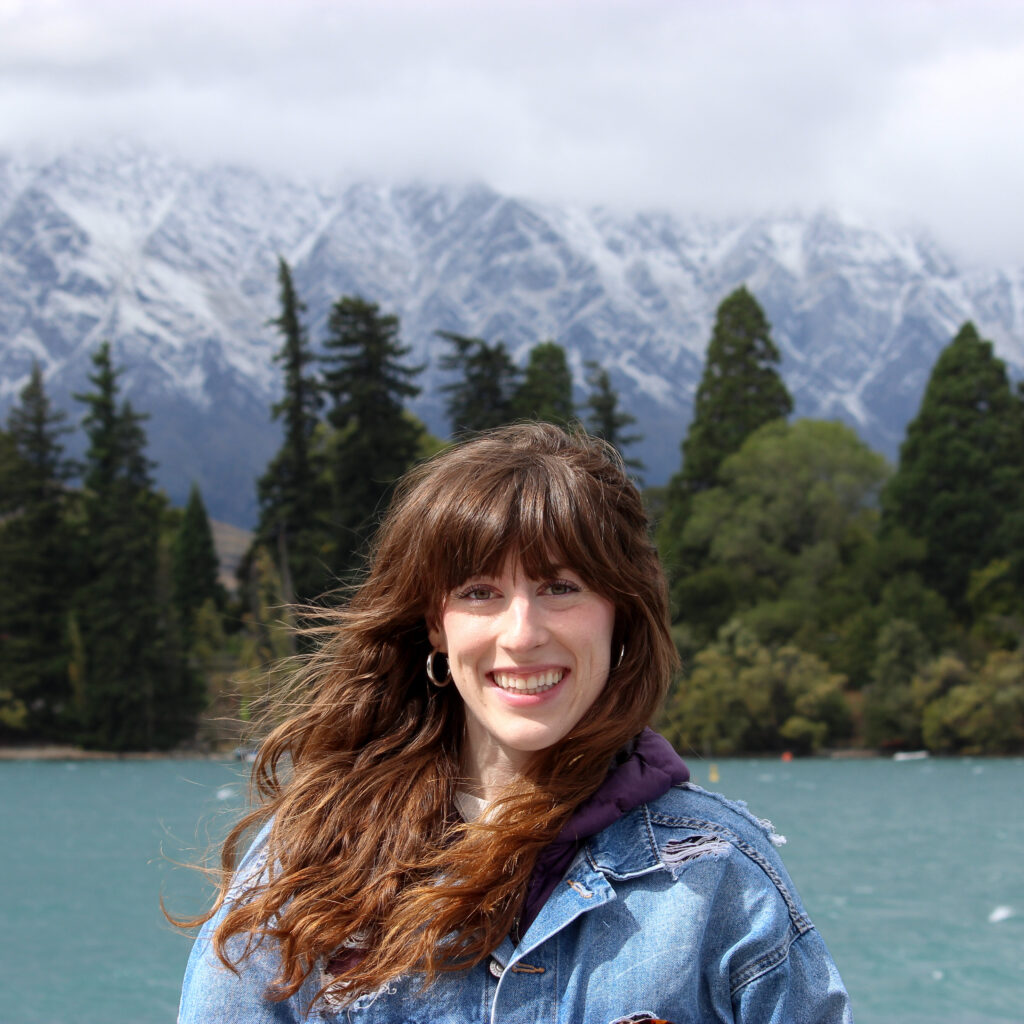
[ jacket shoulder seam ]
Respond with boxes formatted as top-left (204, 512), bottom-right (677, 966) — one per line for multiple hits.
top-left (647, 798), bottom-right (812, 935)
top-left (669, 782), bottom-right (786, 840)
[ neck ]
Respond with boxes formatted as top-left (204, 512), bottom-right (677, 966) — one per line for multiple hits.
top-left (462, 727), bottom-right (530, 802)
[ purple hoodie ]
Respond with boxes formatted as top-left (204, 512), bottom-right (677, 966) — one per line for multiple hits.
top-left (519, 728), bottom-right (689, 935)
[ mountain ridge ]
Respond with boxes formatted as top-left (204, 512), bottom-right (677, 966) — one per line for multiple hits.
top-left (2, 142), bottom-right (1022, 526)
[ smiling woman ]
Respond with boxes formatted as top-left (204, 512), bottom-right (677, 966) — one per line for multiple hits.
top-left (429, 564), bottom-right (616, 788)
top-left (176, 423), bottom-right (853, 1024)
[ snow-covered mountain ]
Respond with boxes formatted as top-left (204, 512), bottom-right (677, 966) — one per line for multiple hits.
top-left (2, 142), bottom-right (1022, 526)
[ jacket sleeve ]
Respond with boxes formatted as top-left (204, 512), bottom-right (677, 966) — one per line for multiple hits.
top-left (177, 823), bottom-right (312, 1024)
top-left (731, 927), bottom-right (854, 1024)
top-left (177, 914), bottom-right (304, 1024)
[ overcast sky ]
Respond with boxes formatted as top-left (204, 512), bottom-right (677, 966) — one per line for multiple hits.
top-left (3, 0), bottom-right (1023, 265)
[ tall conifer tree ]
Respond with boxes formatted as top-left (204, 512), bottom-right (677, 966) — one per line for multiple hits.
top-left (658, 286), bottom-right (792, 612)
top-left (0, 363), bottom-right (76, 737)
top-left (584, 360), bottom-right (644, 472)
top-left (74, 343), bottom-right (202, 749)
top-left (512, 341), bottom-right (575, 426)
top-left (438, 331), bottom-right (521, 434)
top-left (882, 322), bottom-right (1024, 612)
top-left (257, 257), bottom-right (326, 600)
top-left (172, 483), bottom-right (224, 643)
top-left (674, 286), bottom-right (792, 497)
top-left (321, 297), bottom-right (423, 576)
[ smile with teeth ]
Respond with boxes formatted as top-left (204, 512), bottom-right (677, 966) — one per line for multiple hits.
top-left (491, 669), bottom-right (566, 695)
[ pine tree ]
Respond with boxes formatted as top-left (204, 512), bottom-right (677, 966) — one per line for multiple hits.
top-left (256, 257), bottom-right (327, 600)
top-left (321, 297), bottom-right (423, 576)
top-left (0, 363), bottom-right (76, 737)
top-left (438, 331), bottom-right (521, 434)
top-left (172, 482), bottom-right (224, 643)
top-left (583, 360), bottom-right (644, 472)
top-left (675, 286), bottom-right (792, 497)
top-left (74, 342), bottom-right (202, 750)
top-left (512, 341), bottom-right (575, 426)
top-left (658, 287), bottom-right (792, 609)
top-left (882, 322), bottom-right (1024, 612)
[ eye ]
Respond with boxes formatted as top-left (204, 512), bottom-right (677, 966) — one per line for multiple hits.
top-left (454, 583), bottom-right (496, 601)
top-left (545, 578), bottom-right (582, 596)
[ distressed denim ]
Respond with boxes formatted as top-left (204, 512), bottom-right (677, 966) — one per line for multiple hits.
top-left (179, 783), bottom-right (853, 1023)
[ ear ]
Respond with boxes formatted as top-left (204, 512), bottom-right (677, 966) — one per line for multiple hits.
top-left (427, 620), bottom-right (446, 652)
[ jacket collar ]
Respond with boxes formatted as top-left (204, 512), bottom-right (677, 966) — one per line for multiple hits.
top-left (501, 802), bottom-right (669, 968)
top-left (584, 801), bottom-right (666, 880)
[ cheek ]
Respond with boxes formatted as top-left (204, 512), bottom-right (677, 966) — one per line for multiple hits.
top-left (591, 602), bottom-right (617, 655)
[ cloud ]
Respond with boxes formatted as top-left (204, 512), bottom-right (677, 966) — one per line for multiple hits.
top-left (2, 0), bottom-right (1024, 264)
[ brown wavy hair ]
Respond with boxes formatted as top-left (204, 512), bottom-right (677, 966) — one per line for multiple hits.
top-left (191, 422), bottom-right (677, 1009)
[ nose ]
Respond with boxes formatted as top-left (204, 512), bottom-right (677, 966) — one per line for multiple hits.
top-left (498, 593), bottom-right (548, 651)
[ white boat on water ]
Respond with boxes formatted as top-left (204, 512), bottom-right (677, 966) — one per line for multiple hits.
top-left (893, 750), bottom-right (930, 761)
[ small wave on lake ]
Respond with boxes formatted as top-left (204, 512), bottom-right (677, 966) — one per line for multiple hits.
top-left (988, 905), bottom-right (1015, 923)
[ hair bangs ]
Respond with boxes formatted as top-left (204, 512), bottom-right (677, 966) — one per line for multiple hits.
top-left (421, 453), bottom-right (622, 605)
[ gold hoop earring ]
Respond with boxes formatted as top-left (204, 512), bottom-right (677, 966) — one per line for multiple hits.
top-left (614, 643), bottom-right (626, 670)
top-left (426, 649), bottom-right (452, 687)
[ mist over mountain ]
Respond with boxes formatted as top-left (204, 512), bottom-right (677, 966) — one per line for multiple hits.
top-left (2, 142), bottom-right (1022, 526)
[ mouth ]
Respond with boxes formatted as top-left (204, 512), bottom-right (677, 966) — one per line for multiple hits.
top-left (491, 669), bottom-right (566, 695)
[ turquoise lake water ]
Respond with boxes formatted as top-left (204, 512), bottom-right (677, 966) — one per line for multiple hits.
top-left (1, 756), bottom-right (1021, 1023)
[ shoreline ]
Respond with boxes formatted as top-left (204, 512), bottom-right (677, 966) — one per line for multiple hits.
top-left (0, 744), bottom-right (232, 761)
top-left (5, 745), bottom-right (1017, 763)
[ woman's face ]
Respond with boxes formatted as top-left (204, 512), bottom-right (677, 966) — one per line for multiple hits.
top-left (428, 560), bottom-right (616, 790)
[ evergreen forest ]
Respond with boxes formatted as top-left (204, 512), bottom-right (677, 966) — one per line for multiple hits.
top-left (1, 265), bottom-right (1021, 756)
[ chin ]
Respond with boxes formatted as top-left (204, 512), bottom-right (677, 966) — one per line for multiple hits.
top-left (501, 728), bottom-right (568, 755)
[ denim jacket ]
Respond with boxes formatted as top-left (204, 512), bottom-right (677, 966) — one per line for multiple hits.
top-left (179, 782), bottom-right (853, 1023)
